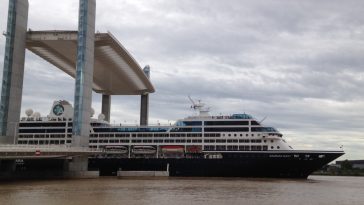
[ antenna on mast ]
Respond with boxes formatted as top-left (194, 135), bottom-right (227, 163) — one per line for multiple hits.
top-left (188, 95), bottom-right (198, 110)
top-left (187, 96), bottom-right (210, 116)
top-left (259, 116), bottom-right (267, 124)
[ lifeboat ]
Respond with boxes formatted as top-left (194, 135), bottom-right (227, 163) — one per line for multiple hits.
top-left (132, 146), bottom-right (156, 154)
top-left (186, 145), bottom-right (202, 153)
top-left (161, 145), bottom-right (184, 153)
top-left (104, 145), bottom-right (128, 154)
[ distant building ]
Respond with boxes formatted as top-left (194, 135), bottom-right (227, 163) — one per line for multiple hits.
top-left (336, 160), bottom-right (364, 169)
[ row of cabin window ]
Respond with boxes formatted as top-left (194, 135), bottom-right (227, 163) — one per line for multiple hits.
top-left (18, 134), bottom-right (71, 139)
top-left (19, 122), bottom-right (69, 127)
top-left (206, 139), bottom-right (262, 143)
top-left (90, 139), bottom-right (204, 143)
top-left (89, 139), bottom-right (263, 144)
top-left (18, 135), bottom-right (270, 144)
top-left (222, 133), bottom-right (266, 137)
top-left (91, 133), bottom-right (265, 138)
top-left (19, 127), bottom-right (270, 134)
top-left (204, 145), bottom-right (268, 151)
top-left (17, 140), bottom-right (71, 145)
top-left (179, 121), bottom-right (260, 126)
top-left (20, 132), bottom-right (267, 138)
top-left (91, 133), bottom-right (204, 138)
top-left (18, 140), bottom-right (279, 151)
top-left (18, 128), bottom-right (72, 133)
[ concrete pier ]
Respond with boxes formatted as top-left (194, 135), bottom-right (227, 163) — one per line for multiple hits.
top-left (72, 0), bottom-right (96, 145)
top-left (140, 65), bottom-right (150, 126)
top-left (69, 0), bottom-right (96, 176)
top-left (101, 94), bottom-right (111, 122)
top-left (65, 156), bottom-right (99, 178)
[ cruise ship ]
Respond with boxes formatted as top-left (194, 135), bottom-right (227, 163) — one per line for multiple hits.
top-left (17, 99), bottom-right (344, 178)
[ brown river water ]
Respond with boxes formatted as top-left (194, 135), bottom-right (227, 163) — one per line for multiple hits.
top-left (0, 176), bottom-right (363, 205)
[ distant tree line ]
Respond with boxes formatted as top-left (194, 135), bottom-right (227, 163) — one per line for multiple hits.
top-left (314, 160), bottom-right (364, 176)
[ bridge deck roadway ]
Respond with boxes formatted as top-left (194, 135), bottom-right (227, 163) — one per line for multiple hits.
top-left (26, 30), bottom-right (155, 95)
top-left (0, 145), bottom-right (103, 159)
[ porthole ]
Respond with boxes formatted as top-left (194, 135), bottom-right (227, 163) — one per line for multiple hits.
top-left (271, 146), bottom-right (274, 149)
top-left (277, 146), bottom-right (280, 149)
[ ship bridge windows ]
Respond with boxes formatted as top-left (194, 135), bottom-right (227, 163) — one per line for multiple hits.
top-left (251, 121), bottom-right (260, 125)
top-left (251, 127), bottom-right (277, 132)
top-left (204, 121), bottom-right (249, 126)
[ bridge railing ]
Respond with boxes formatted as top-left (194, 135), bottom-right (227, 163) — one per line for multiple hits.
top-left (0, 144), bottom-right (103, 153)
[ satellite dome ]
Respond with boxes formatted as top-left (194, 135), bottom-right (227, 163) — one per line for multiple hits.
top-left (25, 109), bottom-right (33, 117)
top-left (98, 113), bottom-right (105, 121)
top-left (33, 112), bottom-right (41, 118)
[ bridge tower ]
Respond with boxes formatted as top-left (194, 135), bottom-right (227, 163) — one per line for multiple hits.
top-left (0, 0), bottom-right (28, 144)
top-left (0, 0), bottom-right (97, 178)
top-left (140, 65), bottom-right (150, 126)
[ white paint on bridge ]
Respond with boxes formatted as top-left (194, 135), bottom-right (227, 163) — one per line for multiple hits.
top-left (0, 144), bottom-right (103, 159)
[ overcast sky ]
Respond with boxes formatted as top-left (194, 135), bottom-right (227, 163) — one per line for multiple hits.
top-left (0, 0), bottom-right (363, 160)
